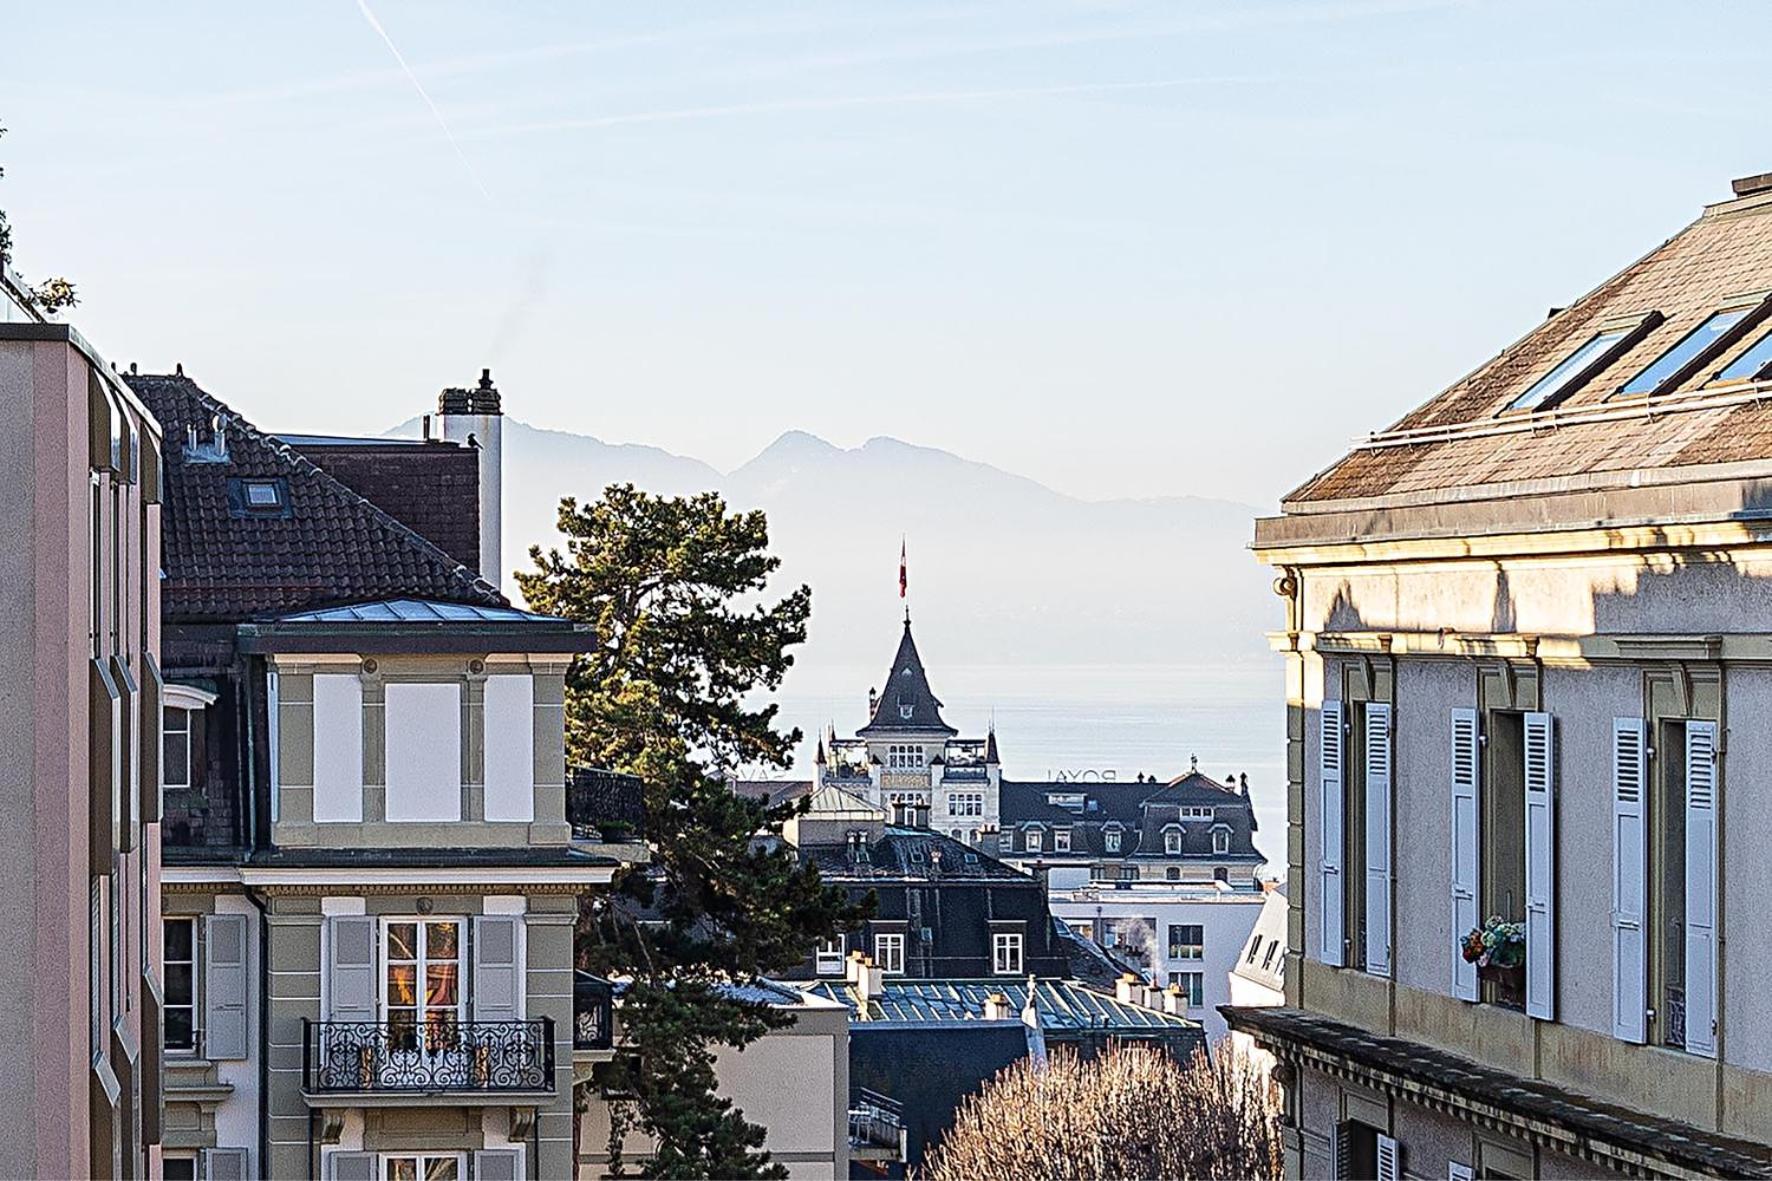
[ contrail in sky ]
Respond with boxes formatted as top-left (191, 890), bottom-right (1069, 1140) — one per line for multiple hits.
top-left (354, 0), bottom-right (493, 203)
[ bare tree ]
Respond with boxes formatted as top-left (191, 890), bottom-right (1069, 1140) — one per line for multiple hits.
top-left (918, 1040), bottom-right (1281, 1181)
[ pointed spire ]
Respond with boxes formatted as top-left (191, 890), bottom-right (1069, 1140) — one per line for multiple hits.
top-left (985, 724), bottom-right (1000, 764)
top-left (858, 616), bottom-right (957, 737)
top-left (815, 736), bottom-right (827, 765)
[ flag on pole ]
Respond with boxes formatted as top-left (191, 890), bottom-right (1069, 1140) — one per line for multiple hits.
top-left (899, 537), bottom-right (908, 599)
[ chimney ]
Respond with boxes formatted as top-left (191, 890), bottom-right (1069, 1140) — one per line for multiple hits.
top-left (1162, 984), bottom-right (1184, 1016)
top-left (1114, 973), bottom-right (1140, 1005)
top-left (856, 957), bottom-right (885, 1003)
top-left (1733, 171), bottom-right (1772, 198)
top-left (846, 950), bottom-right (867, 985)
top-left (436, 368), bottom-right (504, 590)
top-left (982, 991), bottom-right (1013, 1021)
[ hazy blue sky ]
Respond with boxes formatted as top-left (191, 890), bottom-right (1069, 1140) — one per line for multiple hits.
top-left (4, 2), bottom-right (1769, 506)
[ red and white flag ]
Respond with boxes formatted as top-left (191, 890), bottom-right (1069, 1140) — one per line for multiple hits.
top-left (899, 538), bottom-right (907, 599)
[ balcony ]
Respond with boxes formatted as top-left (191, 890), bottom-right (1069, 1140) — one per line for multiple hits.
top-left (568, 766), bottom-right (646, 843)
top-left (574, 972), bottom-right (614, 1052)
top-left (848, 1088), bottom-right (907, 1163)
top-left (302, 1019), bottom-right (554, 1101)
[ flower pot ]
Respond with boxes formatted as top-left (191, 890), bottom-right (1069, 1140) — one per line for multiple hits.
top-left (1478, 962), bottom-right (1526, 1008)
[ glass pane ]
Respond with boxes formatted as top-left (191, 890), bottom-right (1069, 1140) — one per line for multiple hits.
top-left (163, 736), bottom-right (189, 787)
top-left (163, 920), bottom-right (193, 962)
top-left (387, 963), bottom-right (418, 1007)
top-left (424, 1159), bottom-right (459, 1181)
top-left (163, 707), bottom-right (188, 737)
top-left (388, 1160), bottom-right (419, 1181)
top-left (387, 1010), bottom-right (418, 1051)
top-left (1509, 330), bottom-right (1627, 410)
top-left (1621, 309), bottom-right (1748, 394)
top-left (426, 921), bottom-right (458, 960)
top-left (164, 1008), bottom-right (194, 1050)
top-left (163, 1158), bottom-right (198, 1181)
top-left (1716, 328), bottom-right (1772, 382)
top-left (387, 922), bottom-right (417, 961)
top-left (425, 963), bottom-right (459, 1007)
top-left (164, 964), bottom-right (194, 1005)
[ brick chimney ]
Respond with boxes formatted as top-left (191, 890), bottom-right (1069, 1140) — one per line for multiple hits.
top-left (437, 368), bottom-right (504, 589)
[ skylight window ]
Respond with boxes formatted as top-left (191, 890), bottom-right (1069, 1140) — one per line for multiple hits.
top-left (1713, 328), bottom-right (1772, 384)
top-left (244, 480), bottom-right (282, 507)
top-left (1508, 329), bottom-right (1630, 410)
top-left (1619, 308), bottom-right (1751, 395)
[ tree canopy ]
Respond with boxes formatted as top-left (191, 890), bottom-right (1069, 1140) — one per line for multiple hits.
top-left (0, 119), bottom-right (77, 313)
top-left (519, 484), bottom-right (869, 1179)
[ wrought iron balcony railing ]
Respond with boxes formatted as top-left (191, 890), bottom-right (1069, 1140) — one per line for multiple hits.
top-left (302, 1018), bottom-right (555, 1094)
top-left (848, 1087), bottom-right (906, 1159)
top-left (574, 972), bottom-right (614, 1051)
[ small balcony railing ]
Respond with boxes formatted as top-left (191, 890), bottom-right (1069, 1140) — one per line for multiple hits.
top-left (575, 972), bottom-right (614, 1051)
top-left (848, 1088), bottom-right (906, 1160)
top-left (302, 1019), bottom-right (554, 1094)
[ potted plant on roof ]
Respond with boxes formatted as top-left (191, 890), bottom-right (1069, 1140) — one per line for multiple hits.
top-left (1461, 916), bottom-right (1526, 1007)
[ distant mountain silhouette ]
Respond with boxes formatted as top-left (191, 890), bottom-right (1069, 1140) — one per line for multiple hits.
top-left (389, 418), bottom-right (1272, 666)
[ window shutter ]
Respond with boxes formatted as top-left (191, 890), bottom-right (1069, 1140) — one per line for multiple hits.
top-left (202, 914), bottom-right (249, 1060)
top-left (1524, 711), bottom-right (1556, 1020)
top-left (200, 1147), bottom-right (249, 1181)
top-left (1611, 718), bottom-right (1648, 1043)
top-left (1448, 1163), bottom-right (1475, 1181)
top-left (475, 1149), bottom-right (523, 1181)
top-left (326, 1151), bottom-right (377, 1181)
top-left (1364, 704), bottom-right (1393, 979)
top-left (1320, 701), bottom-right (1345, 968)
top-left (326, 917), bottom-right (377, 1023)
top-left (473, 915), bottom-right (523, 1023)
top-left (1331, 1122), bottom-right (1350, 1181)
top-left (1376, 1134), bottom-right (1401, 1181)
top-left (1684, 720), bottom-right (1719, 1058)
top-left (1450, 708), bottom-right (1480, 1002)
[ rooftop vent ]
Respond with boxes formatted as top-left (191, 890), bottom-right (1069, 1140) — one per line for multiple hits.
top-left (1733, 171), bottom-right (1772, 198)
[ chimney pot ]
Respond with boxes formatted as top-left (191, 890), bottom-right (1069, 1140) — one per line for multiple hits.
top-left (1733, 170), bottom-right (1772, 198)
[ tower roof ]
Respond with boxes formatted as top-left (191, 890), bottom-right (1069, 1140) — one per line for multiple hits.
top-left (858, 618), bottom-right (958, 737)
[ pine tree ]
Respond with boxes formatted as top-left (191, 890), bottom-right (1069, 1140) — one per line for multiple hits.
top-left (519, 484), bottom-right (870, 1180)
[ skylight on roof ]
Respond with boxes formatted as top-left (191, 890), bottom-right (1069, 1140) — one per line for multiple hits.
top-left (1713, 328), bottom-right (1772, 384)
top-left (1620, 309), bottom-right (1750, 396)
top-left (1508, 329), bottom-right (1630, 410)
top-left (244, 480), bottom-right (282, 507)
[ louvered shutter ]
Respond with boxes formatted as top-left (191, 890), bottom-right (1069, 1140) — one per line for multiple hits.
top-left (1450, 708), bottom-right (1480, 1001)
top-left (1376, 1134), bottom-right (1401, 1181)
top-left (1684, 720), bottom-right (1719, 1058)
top-left (326, 1151), bottom-right (377, 1181)
top-left (202, 914), bottom-right (249, 1060)
top-left (475, 1149), bottom-right (523, 1180)
top-left (326, 917), bottom-right (377, 1022)
top-left (1611, 718), bottom-right (1648, 1043)
top-left (1331, 1122), bottom-right (1350, 1181)
top-left (201, 1147), bottom-right (249, 1181)
top-left (1320, 701), bottom-right (1345, 968)
top-left (1364, 704), bottom-right (1394, 978)
top-left (1524, 711), bottom-right (1556, 1020)
top-left (473, 916), bottom-right (523, 1023)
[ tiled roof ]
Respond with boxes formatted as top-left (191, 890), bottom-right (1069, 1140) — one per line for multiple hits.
top-left (282, 435), bottom-right (482, 572)
top-left (1285, 184), bottom-right (1772, 512)
top-left (805, 977), bottom-right (1201, 1032)
top-left (128, 372), bottom-right (502, 623)
top-left (858, 619), bottom-right (957, 736)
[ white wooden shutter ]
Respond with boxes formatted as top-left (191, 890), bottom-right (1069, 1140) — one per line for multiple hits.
top-left (326, 917), bottom-right (377, 1022)
top-left (326, 1151), bottom-right (377, 1181)
top-left (201, 1147), bottom-right (249, 1181)
top-left (202, 914), bottom-right (249, 1060)
top-left (475, 1149), bottom-right (523, 1181)
top-left (473, 915), bottom-right (523, 1023)
top-left (1320, 701), bottom-right (1346, 968)
top-left (1376, 1133), bottom-right (1401, 1181)
top-left (1450, 708), bottom-right (1480, 1002)
top-left (1364, 704), bottom-right (1394, 979)
top-left (1448, 1163), bottom-right (1475, 1181)
top-left (1524, 711), bottom-right (1556, 1021)
top-left (1684, 720), bottom-right (1719, 1058)
top-left (1611, 718), bottom-right (1648, 1043)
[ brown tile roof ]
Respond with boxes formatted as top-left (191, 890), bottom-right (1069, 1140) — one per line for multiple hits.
top-left (127, 372), bottom-right (503, 623)
top-left (1289, 184), bottom-right (1772, 510)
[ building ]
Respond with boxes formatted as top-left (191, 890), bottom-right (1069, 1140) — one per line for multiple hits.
top-left (132, 369), bottom-right (632, 1180)
top-left (1225, 888), bottom-right (1286, 1071)
top-left (576, 979), bottom-right (851, 1179)
top-left (782, 785), bottom-right (1069, 981)
top-left (995, 767), bottom-right (1266, 890)
top-left (0, 272), bottom-right (165, 1177)
top-left (802, 968), bottom-right (1204, 1174)
top-left (1228, 172), bottom-right (1772, 1178)
top-left (1048, 881), bottom-right (1268, 1040)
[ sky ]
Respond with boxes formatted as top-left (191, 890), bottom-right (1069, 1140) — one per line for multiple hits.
top-left (4, 1), bottom-right (1772, 508)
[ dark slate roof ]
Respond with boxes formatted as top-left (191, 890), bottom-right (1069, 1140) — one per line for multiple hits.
top-left (799, 826), bottom-right (1027, 881)
top-left (806, 978), bottom-right (1201, 1033)
top-left (128, 372), bottom-right (502, 624)
top-left (731, 779), bottom-right (815, 808)
top-left (282, 435), bottom-right (482, 572)
top-left (858, 619), bottom-right (957, 737)
top-left (999, 773), bottom-right (1264, 863)
top-left (1223, 1006), bottom-right (1772, 1179)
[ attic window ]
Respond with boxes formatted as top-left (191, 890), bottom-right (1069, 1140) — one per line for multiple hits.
top-left (900, 704), bottom-right (914, 720)
top-left (226, 477), bottom-right (291, 518)
top-left (1506, 314), bottom-right (1661, 411)
top-left (1619, 305), bottom-right (1763, 396)
top-left (245, 480), bottom-right (281, 507)
top-left (1712, 326), bottom-right (1772, 385)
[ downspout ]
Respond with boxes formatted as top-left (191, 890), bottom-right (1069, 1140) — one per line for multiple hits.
top-left (241, 651), bottom-right (272, 1178)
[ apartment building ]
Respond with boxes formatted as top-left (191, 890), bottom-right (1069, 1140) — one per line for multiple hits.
top-left (0, 273), bottom-right (165, 1178)
top-left (131, 369), bottom-right (630, 1180)
top-left (1228, 173), bottom-right (1772, 1177)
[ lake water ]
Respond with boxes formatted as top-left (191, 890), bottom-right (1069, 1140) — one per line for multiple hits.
top-left (771, 658), bottom-right (1290, 867)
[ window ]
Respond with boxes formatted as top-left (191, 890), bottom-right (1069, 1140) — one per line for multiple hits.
top-left (1482, 712), bottom-right (1528, 951)
top-left (1212, 828), bottom-right (1231, 855)
top-left (874, 932), bottom-right (905, 975)
top-left (815, 937), bottom-right (845, 976)
top-left (887, 744), bottom-right (926, 770)
top-left (1104, 828), bottom-right (1122, 853)
top-left (1246, 932), bottom-right (1263, 963)
top-left (1164, 828), bottom-right (1183, 855)
top-left (164, 707), bottom-right (192, 788)
top-left (1262, 940), bottom-right (1280, 972)
top-left (1621, 308), bottom-right (1752, 395)
top-left (993, 933), bottom-right (1024, 975)
top-left (162, 1155), bottom-right (198, 1181)
top-left (382, 1154), bottom-right (463, 1180)
top-left (899, 704), bottom-right (914, 720)
top-left (1054, 829), bottom-right (1071, 853)
top-left (1181, 807), bottom-right (1214, 820)
top-left (244, 480), bottom-right (282, 507)
top-left (226, 476), bottom-right (290, 517)
top-left (383, 919), bottom-right (463, 1052)
top-left (1214, 866), bottom-right (1230, 883)
top-left (1166, 867), bottom-right (1181, 881)
top-left (1167, 924), bottom-right (1204, 961)
top-left (1173, 971), bottom-right (1204, 1008)
top-left (947, 792), bottom-right (982, 817)
top-left (1715, 327), bottom-right (1772, 384)
top-left (1024, 828), bottom-right (1043, 853)
top-left (164, 918), bottom-right (198, 1052)
top-left (1507, 328), bottom-right (1630, 410)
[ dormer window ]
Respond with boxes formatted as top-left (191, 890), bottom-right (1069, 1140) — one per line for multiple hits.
top-left (900, 704), bottom-right (914, 720)
top-left (1212, 826), bottom-right (1232, 855)
top-left (1026, 828), bottom-right (1043, 854)
top-left (1164, 827), bottom-right (1183, 855)
top-left (1104, 827), bottom-right (1122, 854)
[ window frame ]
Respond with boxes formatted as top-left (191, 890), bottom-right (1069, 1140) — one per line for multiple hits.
top-left (1025, 827), bottom-right (1043, 853)
top-left (1103, 827), bottom-right (1122, 854)
top-left (814, 936), bottom-right (845, 976)
top-left (1175, 970), bottom-right (1204, 1008)
top-left (379, 1153), bottom-right (466, 1181)
top-left (164, 916), bottom-right (199, 1055)
top-left (1054, 828), bottom-right (1072, 853)
top-left (874, 932), bottom-right (905, 975)
top-left (1505, 314), bottom-right (1662, 412)
top-left (1167, 923), bottom-right (1204, 962)
top-left (992, 932), bottom-right (1024, 976)
top-left (1163, 826), bottom-right (1183, 856)
top-left (1212, 826), bottom-right (1232, 855)
top-left (1617, 302), bottom-right (1769, 397)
